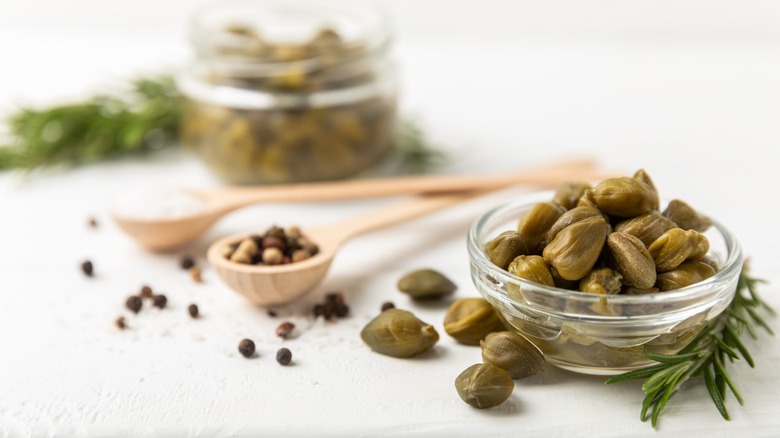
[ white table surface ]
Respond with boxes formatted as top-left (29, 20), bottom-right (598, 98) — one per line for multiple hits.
top-left (2, 1), bottom-right (780, 436)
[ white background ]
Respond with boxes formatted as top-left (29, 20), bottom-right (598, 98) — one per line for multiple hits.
top-left (1, 1), bottom-right (779, 436)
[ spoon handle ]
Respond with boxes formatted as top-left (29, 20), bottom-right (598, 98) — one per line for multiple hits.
top-left (200, 158), bottom-right (605, 212)
top-left (319, 190), bottom-right (498, 245)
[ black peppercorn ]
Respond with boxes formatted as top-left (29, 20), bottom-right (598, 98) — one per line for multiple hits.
top-left (139, 285), bottom-right (153, 299)
top-left (381, 301), bottom-right (395, 312)
top-left (126, 296), bottom-right (142, 313)
top-left (276, 348), bottom-right (292, 366)
top-left (276, 322), bottom-right (295, 339)
top-left (180, 256), bottom-right (195, 270)
top-left (81, 260), bottom-right (94, 277)
top-left (267, 309), bottom-right (278, 317)
top-left (87, 217), bottom-right (98, 228)
top-left (238, 339), bottom-right (255, 358)
top-left (153, 294), bottom-right (167, 309)
top-left (188, 304), bottom-right (199, 318)
top-left (115, 316), bottom-right (127, 330)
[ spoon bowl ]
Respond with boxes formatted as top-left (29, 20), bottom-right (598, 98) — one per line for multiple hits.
top-left (208, 227), bottom-right (341, 305)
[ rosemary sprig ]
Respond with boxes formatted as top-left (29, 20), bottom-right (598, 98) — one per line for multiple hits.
top-left (0, 75), bottom-right (181, 170)
top-left (606, 263), bottom-right (774, 427)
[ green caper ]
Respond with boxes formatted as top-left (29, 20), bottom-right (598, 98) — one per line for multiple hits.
top-left (614, 212), bottom-right (677, 249)
top-left (455, 363), bottom-right (514, 409)
top-left (542, 217), bottom-right (611, 281)
top-left (397, 269), bottom-right (457, 300)
top-left (606, 231), bottom-right (656, 289)
top-left (656, 261), bottom-right (717, 291)
top-left (360, 309), bottom-right (439, 358)
top-left (579, 267), bottom-right (623, 295)
top-left (592, 177), bottom-right (658, 217)
top-left (648, 228), bottom-right (709, 272)
top-left (552, 181), bottom-right (592, 210)
top-left (576, 189), bottom-right (599, 209)
top-left (662, 199), bottom-right (713, 233)
top-left (507, 255), bottom-right (555, 287)
top-left (485, 231), bottom-right (530, 270)
top-left (544, 206), bottom-right (604, 247)
top-left (481, 331), bottom-right (546, 379)
top-left (633, 169), bottom-right (658, 194)
top-left (517, 202), bottom-right (566, 252)
top-left (444, 298), bottom-right (506, 345)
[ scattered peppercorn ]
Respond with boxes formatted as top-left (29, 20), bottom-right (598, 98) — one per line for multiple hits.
top-left (180, 255), bottom-right (195, 270)
top-left (115, 316), bottom-right (127, 330)
top-left (153, 294), bottom-right (167, 309)
top-left (313, 291), bottom-right (350, 320)
top-left (381, 301), bottom-right (395, 312)
top-left (126, 296), bottom-right (142, 313)
top-left (238, 339), bottom-right (255, 358)
top-left (87, 217), bottom-right (98, 228)
top-left (188, 304), bottom-right (199, 318)
top-left (139, 285), bottom-right (153, 299)
top-left (276, 348), bottom-right (292, 366)
top-left (267, 310), bottom-right (278, 317)
top-left (190, 266), bottom-right (203, 283)
top-left (276, 321), bottom-right (296, 339)
top-left (81, 260), bottom-right (94, 277)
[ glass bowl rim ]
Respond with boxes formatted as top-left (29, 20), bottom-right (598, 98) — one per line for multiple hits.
top-left (467, 191), bottom-right (743, 309)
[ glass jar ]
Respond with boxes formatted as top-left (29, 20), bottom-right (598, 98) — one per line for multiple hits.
top-left (180, 0), bottom-right (397, 184)
top-left (468, 192), bottom-right (743, 375)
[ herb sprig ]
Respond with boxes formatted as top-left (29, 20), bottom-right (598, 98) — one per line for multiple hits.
top-left (0, 76), bottom-right (181, 170)
top-left (606, 263), bottom-right (774, 427)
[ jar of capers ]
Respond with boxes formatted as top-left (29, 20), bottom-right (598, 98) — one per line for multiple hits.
top-left (468, 171), bottom-right (743, 375)
top-left (180, 0), bottom-right (398, 184)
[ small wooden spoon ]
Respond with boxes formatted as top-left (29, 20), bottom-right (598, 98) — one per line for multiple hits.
top-left (207, 190), bottom-right (498, 306)
top-left (113, 158), bottom-right (608, 251)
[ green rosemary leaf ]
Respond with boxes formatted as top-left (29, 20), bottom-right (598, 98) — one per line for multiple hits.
top-left (723, 325), bottom-right (755, 367)
top-left (644, 351), bottom-right (703, 364)
top-left (641, 389), bottom-right (663, 422)
top-left (704, 364), bottom-right (730, 420)
top-left (605, 364), bottom-right (667, 384)
top-left (745, 306), bottom-right (774, 335)
top-left (712, 335), bottom-right (740, 360)
top-left (713, 354), bottom-right (744, 406)
top-left (652, 381), bottom-right (679, 428)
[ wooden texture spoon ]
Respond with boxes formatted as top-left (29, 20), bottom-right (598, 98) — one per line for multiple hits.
top-left (207, 190), bottom-right (498, 306)
top-left (114, 158), bottom-right (609, 251)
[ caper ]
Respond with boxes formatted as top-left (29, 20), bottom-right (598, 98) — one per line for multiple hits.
top-left (656, 261), bottom-right (717, 291)
top-left (633, 169), bottom-right (658, 195)
top-left (397, 269), bottom-right (457, 300)
top-left (360, 309), bottom-right (439, 358)
top-left (455, 363), bottom-right (514, 409)
top-left (606, 231), bottom-right (656, 289)
top-left (592, 177), bottom-right (658, 217)
top-left (485, 231), bottom-right (530, 270)
top-left (517, 202), bottom-right (566, 252)
top-left (579, 267), bottom-right (623, 295)
top-left (614, 211), bottom-right (678, 247)
top-left (663, 199), bottom-right (712, 233)
top-left (544, 206), bottom-right (604, 247)
top-left (576, 189), bottom-right (599, 209)
top-left (542, 217), bottom-right (611, 281)
top-left (552, 181), bottom-right (592, 210)
top-left (648, 228), bottom-right (708, 272)
top-left (481, 331), bottom-right (546, 379)
top-left (444, 298), bottom-right (506, 345)
top-left (507, 255), bottom-right (555, 287)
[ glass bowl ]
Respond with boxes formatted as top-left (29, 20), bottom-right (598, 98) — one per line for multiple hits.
top-left (467, 192), bottom-right (743, 375)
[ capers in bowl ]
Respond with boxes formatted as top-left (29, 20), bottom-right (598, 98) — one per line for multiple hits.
top-left (469, 169), bottom-right (743, 374)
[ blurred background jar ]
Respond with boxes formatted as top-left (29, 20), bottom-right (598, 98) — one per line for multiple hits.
top-left (180, 0), bottom-right (398, 184)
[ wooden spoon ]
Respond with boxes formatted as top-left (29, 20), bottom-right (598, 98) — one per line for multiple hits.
top-left (207, 190), bottom-right (498, 306)
top-left (113, 158), bottom-right (609, 251)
